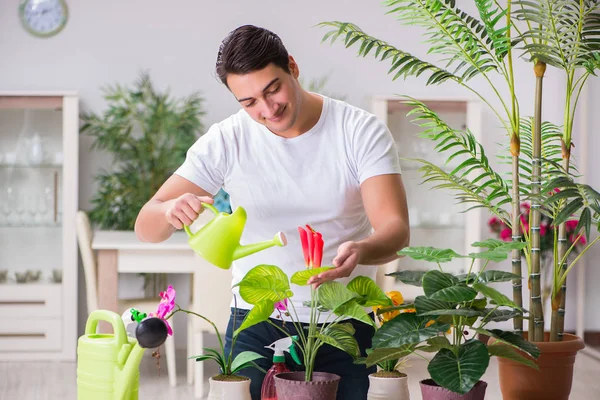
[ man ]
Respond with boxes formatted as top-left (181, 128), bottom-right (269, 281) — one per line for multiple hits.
top-left (135, 25), bottom-right (409, 399)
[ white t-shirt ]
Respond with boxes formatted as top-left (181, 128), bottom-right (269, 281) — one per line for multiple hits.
top-left (175, 94), bottom-right (402, 323)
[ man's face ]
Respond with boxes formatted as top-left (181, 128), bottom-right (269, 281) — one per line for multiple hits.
top-left (227, 57), bottom-right (302, 135)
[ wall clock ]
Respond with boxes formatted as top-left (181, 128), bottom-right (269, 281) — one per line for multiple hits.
top-left (19, 0), bottom-right (68, 38)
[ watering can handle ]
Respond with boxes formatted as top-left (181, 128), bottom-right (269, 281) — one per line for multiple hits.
top-left (84, 309), bottom-right (128, 347)
top-left (183, 202), bottom-right (219, 237)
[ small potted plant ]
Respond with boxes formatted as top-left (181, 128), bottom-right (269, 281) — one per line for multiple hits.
top-left (233, 225), bottom-right (392, 400)
top-left (134, 285), bottom-right (264, 400)
top-left (367, 240), bottom-right (541, 400)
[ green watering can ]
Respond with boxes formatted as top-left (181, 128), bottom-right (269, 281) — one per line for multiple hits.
top-left (184, 203), bottom-right (287, 269)
top-left (77, 310), bottom-right (146, 400)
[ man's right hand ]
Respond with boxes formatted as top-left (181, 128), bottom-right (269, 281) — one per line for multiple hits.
top-left (165, 193), bottom-right (214, 230)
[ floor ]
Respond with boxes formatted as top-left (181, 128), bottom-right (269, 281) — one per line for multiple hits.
top-left (2, 340), bottom-right (600, 399)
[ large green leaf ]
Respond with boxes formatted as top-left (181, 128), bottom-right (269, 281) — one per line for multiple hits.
top-left (430, 285), bottom-right (478, 302)
top-left (373, 312), bottom-right (450, 348)
top-left (471, 239), bottom-right (526, 251)
top-left (333, 299), bottom-right (375, 327)
top-left (386, 270), bottom-right (427, 286)
top-left (473, 283), bottom-right (519, 309)
top-left (481, 309), bottom-right (523, 322)
top-left (419, 308), bottom-right (485, 318)
top-left (346, 276), bottom-right (391, 306)
top-left (414, 295), bottom-right (457, 314)
top-left (477, 270), bottom-right (522, 283)
top-left (230, 351), bottom-right (266, 374)
top-left (317, 281), bottom-right (359, 311)
top-left (488, 344), bottom-right (539, 370)
top-left (422, 270), bottom-right (458, 296)
top-left (466, 249), bottom-right (510, 262)
top-left (428, 340), bottom-right (490, 395)
top-left (419, 336), bottom-right (453, 353)
top-left (233, 300), bottom-right (274, 336)
top-left (398, 247), bottom-right (463, 263)
top-left (317, 323), bottom-right (360, 359)
top-left (365, 346), bottom-right (414, 367)
top-left (290, 267), bottom-right (334, 286)
top-left (476, 328), bottom-right (540, 359)
top-left (235, 265), bottom-right (292, 305)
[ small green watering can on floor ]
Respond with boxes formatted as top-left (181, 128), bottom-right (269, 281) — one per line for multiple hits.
top-left (184, 203), bottom-right (287, 269)
top-left (77, 310), bottom-right (146, 400)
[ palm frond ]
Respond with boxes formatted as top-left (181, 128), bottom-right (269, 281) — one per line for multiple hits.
top-left (474, 0), bottom-right (512, 60)
top-left (318, 22), bottom-right (460, 85)
top-left (497, 118), bottom-right (576, 199)
top-left (514, 0), bottom-right (600, 70)
top-left (403, 98), bottom-right (512, 214)
top-left (383, 0), bottom-right (506, 79)
top-left (412, 161), bottom-right (511, 223)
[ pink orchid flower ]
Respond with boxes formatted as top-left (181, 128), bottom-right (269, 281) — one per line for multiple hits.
top-left (275, 298), bottom-right (288, 311)
top-left (150, 285), bottom-right (176, 336)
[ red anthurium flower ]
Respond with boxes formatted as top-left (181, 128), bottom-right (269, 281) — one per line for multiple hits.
top-left (298, 225), bottom-right (324, 268)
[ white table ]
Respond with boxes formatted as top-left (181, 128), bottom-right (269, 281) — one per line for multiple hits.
top-left (92, 229), bottom-right (233, 398)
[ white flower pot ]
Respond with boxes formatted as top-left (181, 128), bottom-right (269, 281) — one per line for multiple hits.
top-left (367, 373), bottom-right (410, 400)
top-left (207, 377), bottom-right (252, 400)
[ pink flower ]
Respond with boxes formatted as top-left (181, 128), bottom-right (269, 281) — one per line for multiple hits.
top-left (570, 233), bottom-right (587, 246)
top-left (275, 298), bottom-right (288, 311)
top-left (500, 228), bottom-right (512, 241)
top-left (488, 216), bottom-right (500, 226)
top-left (150, 285), bottom-right (176, 336)
top-left (519, 215), bottom-right (529, 234)
top-left (566, 220), bottom-right (579, 231)
top-left (298, 225), bottom-right (324, 268)
top-left (540, 223), bottom-right (548, 237)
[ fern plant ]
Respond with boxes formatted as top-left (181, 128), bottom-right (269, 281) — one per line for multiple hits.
top-left (319, 0), bottom-right (600, 353)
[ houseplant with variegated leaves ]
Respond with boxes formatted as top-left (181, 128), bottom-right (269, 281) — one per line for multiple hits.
top-left (232, 224), bottom-right (391, 400)
top-left (365, 240), bottom-right (540, 399)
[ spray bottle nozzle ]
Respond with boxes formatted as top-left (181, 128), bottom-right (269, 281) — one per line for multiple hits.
top-left (265, 335), bottom-right (302, 365)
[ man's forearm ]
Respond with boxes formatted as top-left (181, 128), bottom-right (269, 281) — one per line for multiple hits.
top-left (357, 218), bottom-right (410, 266)
top-left (134, 199), bottom-right (177, 243)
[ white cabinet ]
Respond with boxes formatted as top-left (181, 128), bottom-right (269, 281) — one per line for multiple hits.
top-left (372, 96), bottom-right (483, 301)
top-left (0, 92), bottom-right (78, 360)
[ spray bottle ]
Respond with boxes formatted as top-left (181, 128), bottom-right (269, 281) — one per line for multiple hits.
top-left (261, 336), bottom-right (302, 400)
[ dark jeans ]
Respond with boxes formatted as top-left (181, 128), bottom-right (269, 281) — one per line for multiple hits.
top-left (223, 308), bottom-right (376, 400)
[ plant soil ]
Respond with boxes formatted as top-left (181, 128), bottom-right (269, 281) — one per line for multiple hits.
top-left (212, 374), bottom-right (249, 382)
top-left (372, 371), bottom-right (407, 378)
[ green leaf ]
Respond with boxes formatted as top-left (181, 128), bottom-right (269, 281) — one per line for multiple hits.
top-left (398, 246), bottom-right (463, 263)
top-left (317, 323), bottom-right (360, 359)
top-left (235, 265), bottom-right (292, 305)
top-left (430, 285), bottom-right (478, 303)
top-left (466, 249), bottom-right (509, 262)
top-left (481, 309), bottom-right (523, 322)
top-left (488, 344), bottom-right (539, 370)
top-left (317, 281), bottom-right (359, 311)
top-left (234, 300), bottom-right (274, 336)
top-left (290, 267), bottom-right (334, 286)
top-left (422, 336), bottom-right (453, 353)
top-left (422, 270), bottom-right (458, 297)
top-left (473, 283), bottom-right (518, 309)
top-left (414, 296), bottom-right (457, 314)
top-left (346, 276), bottom-right (391, 306)
top-left (477, 271), bottom-right (522, 283)
top-left (333, 299), bottom-right (375, 327)
top-left (428, 340), bottom-right (490, 395)
top-left (472, 239), bottom-right (525, 251)
top-left (386, 270), bottom-right (427, 286)
top-left (471, 298), bottom-right (487, 310)
top-left (230, 351), bottom-right (266, 374)
top-left (373, 312), bottom-right (450, 348)
top-left (365, 346), bottom-right (414, 368)
top-left (476, 328), bottom-right (540, 359)
top-left (419, 308), bottom-right (485, 318)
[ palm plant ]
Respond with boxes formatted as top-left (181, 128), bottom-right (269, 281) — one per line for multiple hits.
top-left (319, 0), bottom-right (600, 349)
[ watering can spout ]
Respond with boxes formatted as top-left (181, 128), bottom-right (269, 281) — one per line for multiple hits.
top-left (184, 203), bottom-right (287, 269)
top-left (115, 343), bottom-right (146, 400)
top-left (233, 232), bottom-right (288, 260)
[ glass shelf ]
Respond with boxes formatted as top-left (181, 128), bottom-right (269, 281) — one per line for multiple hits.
top-left (0, 163), bottom-right (62, 169)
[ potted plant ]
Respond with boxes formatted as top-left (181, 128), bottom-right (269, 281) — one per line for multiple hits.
top-left (80, 71), bottom-right (205, 296)
top-left (142, 286), bottom-right (264, 400)
top-left (366, 240), bottom-right (540, 399)
top-left (365, 290), bottom-right (413, 400)
top-left (319, 1), bottom-right (599, 398)
top-left (233, 225), bottom-right (392, 400)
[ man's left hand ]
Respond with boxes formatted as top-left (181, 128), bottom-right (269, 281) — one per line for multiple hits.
top-left (307, 241), bottom-right (362, 287)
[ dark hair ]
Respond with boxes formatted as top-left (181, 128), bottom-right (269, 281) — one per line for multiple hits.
top-left (215, 25), bottom-right (290, 87)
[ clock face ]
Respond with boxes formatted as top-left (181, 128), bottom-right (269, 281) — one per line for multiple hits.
top-left (19, 0), bottom-right (68, 38)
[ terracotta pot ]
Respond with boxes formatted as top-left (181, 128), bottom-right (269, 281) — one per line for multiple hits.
top-left (367, 373), bottom-right (410, 400)
top-left (420, 379), bottom-right (487, 400)
top-left (492, 332), bottom-right (585, 400)
top-left (274, 371), bottom-right (340, 400)
top-left (207, 376), bottom-right (251, 400)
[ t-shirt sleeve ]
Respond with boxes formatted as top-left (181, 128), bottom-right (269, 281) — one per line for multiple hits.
top-left (173, 123), bottom-right (227, 196)
top-left (352, 113), bottom-right (402, 184)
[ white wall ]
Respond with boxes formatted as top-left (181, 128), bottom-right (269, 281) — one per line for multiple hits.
top-left (1, 1), bottom-right (598, 346)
